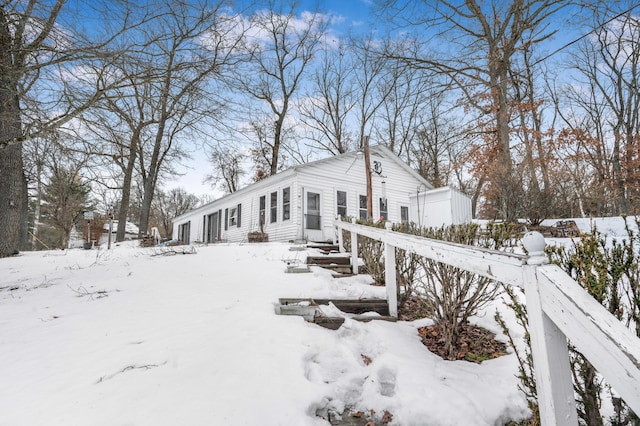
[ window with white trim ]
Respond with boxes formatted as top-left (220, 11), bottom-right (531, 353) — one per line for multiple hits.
top-left (270, 191), bottom-right (277, 223)
top-left (359, 194), bottom-right (368, 220)
top-left (229, 207), bottom-right (237, 226)
top-left (259, 196), bottom-right (266, 226)
top-left (379, 198), bottom-right (388, 221)
top-left (337, 190), bottom-right (347, 218)
top-left (282, 187), bottom-right (290, 221)
top-left (401, 206), bottom-right (409, 224)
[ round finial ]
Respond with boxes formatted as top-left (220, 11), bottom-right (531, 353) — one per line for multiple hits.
top-left (385, 222), bottom-right (392, 230)
top-left (522, 231), bottom-right (547, 264)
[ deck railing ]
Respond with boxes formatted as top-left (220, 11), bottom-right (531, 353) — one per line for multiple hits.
top-left (335, 219), bottom-right (640, 426)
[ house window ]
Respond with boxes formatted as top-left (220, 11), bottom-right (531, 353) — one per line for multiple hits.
top-left (337, 190), bottom-right (347, 218)
top-left (379, 198), bottom-right (388, 221)
top-left (401, 206), bottom-right (409, 224)
top-left (224, 208), bottom-right (228, 230)
top-left (359, 195), bottom-right (368, 220)
top-left (282, 187), bottom-right (290, 221)
top-left (259, 195), bottom-right (266, 227)
top-left (270, 191), bottom-right (277, 223)
top-left (229, 207), bottom-right (237, 226)
top-left (229, 204), bottom-right (242, 227)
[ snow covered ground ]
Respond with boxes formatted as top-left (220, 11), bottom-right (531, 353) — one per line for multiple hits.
top-left (2, 239), bottom-right (538, 425)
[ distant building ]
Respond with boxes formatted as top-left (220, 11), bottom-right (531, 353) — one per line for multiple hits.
top-left (172, 145), bottom-right (472, 244)
top-left (101, 221), bottom-right (140, 243)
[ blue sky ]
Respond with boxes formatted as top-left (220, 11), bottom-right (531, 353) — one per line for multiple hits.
top-left (170, 1), bottom-right (639, 200)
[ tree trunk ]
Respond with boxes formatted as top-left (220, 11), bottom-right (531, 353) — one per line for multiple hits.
top-left (0, 5), bottom-right (25, 257)
top-left (580, 360), bottom-right (604, 426)
top-left (612, 129), bottom-right (627, 214)
top-left (364, 135), bottom-right (373, 219)
top-left (138, 118), bottom-right (166, 238)
top-left (0, 77), bottom-right (25, 257)
top-left (116, 130), bottom-right (140, 242)
top-left (31, 154), bottom-right (44, 250)
top-left (0, 140), bottom-right (25, 257)
top-left (271, 114), bottom-right (283, 175)
top-left (494, 70), bottom-right (516, 221)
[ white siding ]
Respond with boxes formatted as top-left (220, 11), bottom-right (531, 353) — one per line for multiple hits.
top-left (173, 145), bottom-right (457, 243)
top-left (172, 172), bottom-right (300, 244)
top-left (410, 187), bottom-right (473, 228)
top-left (297, 148), bottom-right (428, 240)
top-left (245, 181), bottom-right (300, 242)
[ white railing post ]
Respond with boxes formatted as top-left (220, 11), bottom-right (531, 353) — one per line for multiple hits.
top-left (337, 217), bottom-right (344, 252)
top-left (384, 222), bottom-right (398, 318)
top-left (350, 217), bottom-right (358, 275)
top-left (521, 232), bottom-right (578, 426)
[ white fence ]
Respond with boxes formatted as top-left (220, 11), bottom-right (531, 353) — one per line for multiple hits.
top-left (335, 219), bottom-right (640, 426)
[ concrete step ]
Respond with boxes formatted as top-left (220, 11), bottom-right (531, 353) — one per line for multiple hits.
top-left (278, 298), bottom-right (389, 316)
top-left (311, 264), bottom-right (352, 274)
top-left (307, 243), bottom-right (340, 253)
top-left (306, 256), bottom-right (351, 265)
top-left (314, 315), bottom-right (397, 330)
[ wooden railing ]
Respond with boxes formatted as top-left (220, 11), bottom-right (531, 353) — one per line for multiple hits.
top-left (335, 219), bottom-right (640, 426)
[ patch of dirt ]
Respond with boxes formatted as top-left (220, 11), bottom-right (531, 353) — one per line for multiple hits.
top-left (319, 409), bottom-right (393, 426)
top-left (397, 297), bottom-right (430, 321)
top-left (418, 322), bottom-right (508, 363)
top-left (399, 298), bottom-right (507, 363)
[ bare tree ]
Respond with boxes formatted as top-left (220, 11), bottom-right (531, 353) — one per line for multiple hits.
top-left (562, 7), bottom-right (640, 215)
top-left (551, 7), bottom-right (640, 217)
top-left (237, 1), bottom-right (326, 175)
top-left (299, 40), bottom-right (356, 155)
top-left (380, 0), bottom-right (567, 221)
top-left (350, 33), bottom-right (394, 150)
top-left (22, 135), bottom-right (55, 249)
top-left (81, 0), bottom-right (243, 237)
top-left (81, 59), bottom-right (159, 241)
top-left (137, 0), bottom-right (246, 237)
top-left (205, 145), bottom-right (246, 193)
top-left (0, 1), bottom-right (65, 257)
top-left (22, 131), bottom-right (94, 249)
top-left (151, 187), bottom-right (200, 238)
top-left (0, 0), bottom-right (148, 257)
top-left (412, 91), bottom-right (458, 188)
top-left (509, 42), bottom-right (556, 224)
top-left (375, 40), bottom-right (434, 160)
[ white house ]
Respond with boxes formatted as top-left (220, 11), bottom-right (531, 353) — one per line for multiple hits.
top-left (172, 145), bottom-right (472, 244)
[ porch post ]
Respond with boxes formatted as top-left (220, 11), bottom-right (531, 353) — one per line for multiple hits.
top-left (337, 217), bottom-right (344, 252)
top-left (522, 232), bottom-right (577, 426)
top-left (384, 222), bottom-right (397, 318)
top-left (350, 217), bottom-right (358, 275)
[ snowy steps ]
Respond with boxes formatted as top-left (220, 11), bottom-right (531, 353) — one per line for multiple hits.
top-left (276, 298), bottom-right (394, 330)
top-left (306, 255), bottom-right (353, 275)
top-left (287, 243), bottom-right (353, 274)
top-left (279, 298), bottom-right (389, 315)
top-left (279, 243), bottom-right (394, 330)
top-left (306, 243), bottom-right (340, 253)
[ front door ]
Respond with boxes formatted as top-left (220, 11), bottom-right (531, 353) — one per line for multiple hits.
top-left (207, 212), bottom-right (219, 242)
top-left (303, 188), bottom-right (323, 241)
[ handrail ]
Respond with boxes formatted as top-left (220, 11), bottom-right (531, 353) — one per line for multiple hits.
top-left (335, 219), bottom-right (640, 426)
top-left (337, 219), bottom-right (527, 288)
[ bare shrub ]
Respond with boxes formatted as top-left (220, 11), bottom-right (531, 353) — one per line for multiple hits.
top-left (341, 218), bottom-right (386, 285)
top-left (415, 223), bottom-right (518, 360)
top-left (392, 222), bottom-right (424, 307)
